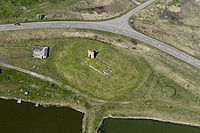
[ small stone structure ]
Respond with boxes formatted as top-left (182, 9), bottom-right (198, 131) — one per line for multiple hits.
top-left (24, 91), bottom-right (29, 96)
top-left (35, 103), bottom-right (39, 107)
top-left (17, 99), bottom-right (22, 104)
top-left (88, 50), bottom-right (95, 59)
top-left (32, 46), bottom-right (49, 59)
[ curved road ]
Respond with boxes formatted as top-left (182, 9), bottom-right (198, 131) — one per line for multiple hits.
top-left (0, 0), bottom-right (200, 68)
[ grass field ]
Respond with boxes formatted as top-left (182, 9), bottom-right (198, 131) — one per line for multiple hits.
top-left (0, 29), bottom-right (200, 132)
top-left (0, 66), bottom-right (89, 111)
top-left (130, 0), bottom-right (200, 59)
top-left (1, 38), bottom-right (150, 100)
top-left (0, 0), bottom-right (77, 21)
top-left (0, 36), bottom-right (198, 102)
top-left (0, 0), bottom-right (133, 23)
top-left (51, 38), bottom-right (151, 100)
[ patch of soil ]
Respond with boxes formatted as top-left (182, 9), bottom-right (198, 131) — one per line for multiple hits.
top-left (76, 6), bottom-right (106, 14)
top-left (160, 9), bottom-right (181, 23)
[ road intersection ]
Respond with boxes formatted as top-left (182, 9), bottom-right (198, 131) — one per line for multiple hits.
top-left (0, 0), bottom-right (200, 68)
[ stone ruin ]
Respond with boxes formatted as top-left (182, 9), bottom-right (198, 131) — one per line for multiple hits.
top-left (32, 46), bottom-right (49, 59)
top-left (88, 50), bottom-right (95, 59)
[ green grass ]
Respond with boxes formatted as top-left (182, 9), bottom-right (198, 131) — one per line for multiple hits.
top-left (171, 0), bottom-right (181, 5)
top-left (0, 66), bottom-right (89, 109)
top-left (0, 0), bottom-right (134, 23)
top-left (0, 30), bottom-right (200, 132)
top-left (0, 38), bottom-right (150, 100)
top-left (0, 0), bottom-right (79, 23)
top-left (0, 37), bottom-right (194, 103)
top-left (11, 0), bottom-right (66, 7)
top-left (51, 38), bottom-right (150, 100)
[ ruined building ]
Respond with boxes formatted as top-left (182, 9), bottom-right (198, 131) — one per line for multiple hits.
top-left (32, 46), bottom-right (49, 59)
top-left (88, 50), bottom-right (95, 59)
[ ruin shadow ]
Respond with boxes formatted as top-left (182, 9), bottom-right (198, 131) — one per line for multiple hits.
top-left (94, 51), bottom-right (99, 58)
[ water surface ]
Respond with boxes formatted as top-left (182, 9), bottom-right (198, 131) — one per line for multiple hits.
top-left (100, 118), bottom-right (200, 133)
top-left (0, 99), bottom-right (83, 133)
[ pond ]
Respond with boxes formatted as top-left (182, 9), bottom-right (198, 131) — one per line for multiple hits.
top-left (0, 99), bottom-right (83, 133)
top-left (100, 118), bottom-right (200, 133)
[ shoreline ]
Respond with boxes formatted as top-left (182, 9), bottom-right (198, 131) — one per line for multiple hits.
top-left (97, 115), bottom-right (200, 132)
top-left (0, 96), bottom-right (87, 133)
top-left (0, 96), bottom-right (86, 114)
top-left (0, 97), bottom-right (200, 133)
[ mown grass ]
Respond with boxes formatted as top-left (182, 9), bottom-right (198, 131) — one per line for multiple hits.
top-left (0, 37), bottom-right (194, 103)
top-left (51, 38), bottom-right (151, 100)
top-left (0, 38), bottom-right (150, 100)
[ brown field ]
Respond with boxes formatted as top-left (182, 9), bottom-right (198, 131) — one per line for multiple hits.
top-left (130, 0), bottom-right (200, 59)
top-left (0, 0), bottom-right (134, 24)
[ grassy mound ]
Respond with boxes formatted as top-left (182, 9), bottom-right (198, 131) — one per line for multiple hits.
top-left (0, 37), bottom-right (194, 103)
top-left (0, 38), bottom-right (151, 100)
top-left (51, 39), bottom-right (150, 100)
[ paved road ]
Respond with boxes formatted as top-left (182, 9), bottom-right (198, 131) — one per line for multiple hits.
top-left (0, 0), bottom-right (200, 68)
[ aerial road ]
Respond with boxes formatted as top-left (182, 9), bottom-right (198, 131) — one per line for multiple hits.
top-left (0, 0), bottom-right (200, 68)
